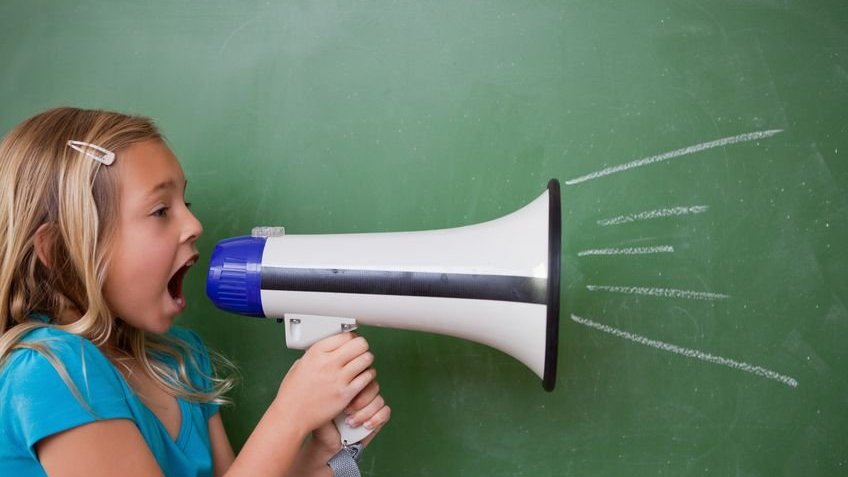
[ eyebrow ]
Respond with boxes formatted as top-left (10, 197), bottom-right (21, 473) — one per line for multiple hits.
top-left (146, 180), bottom-right (188, 197)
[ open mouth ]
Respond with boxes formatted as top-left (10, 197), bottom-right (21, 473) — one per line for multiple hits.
top-left (168, 256), bottom-right (198, 304)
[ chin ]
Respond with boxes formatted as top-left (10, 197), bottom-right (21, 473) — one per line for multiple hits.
top-left (148, 322), bottom-right (174, 335)
top-left (150, 317), bottom-right (177, 334)
top-left (122, 315), bottom-right (175, 335)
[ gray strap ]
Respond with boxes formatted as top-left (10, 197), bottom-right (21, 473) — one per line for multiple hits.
top-left (327, 443), bottom-right (363, 477)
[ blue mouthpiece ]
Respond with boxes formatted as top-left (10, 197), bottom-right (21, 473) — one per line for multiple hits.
top-left (206, 236), bottom-right (266, 317)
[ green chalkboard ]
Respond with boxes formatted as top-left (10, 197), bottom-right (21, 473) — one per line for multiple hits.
top-left (2, 1), bottom-right (846, 475)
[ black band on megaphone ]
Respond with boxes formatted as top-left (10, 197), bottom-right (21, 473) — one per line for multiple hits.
top-left (543, 178), bottom-right (561, 392)
top-left (260, 266), bottom-right (548, 305)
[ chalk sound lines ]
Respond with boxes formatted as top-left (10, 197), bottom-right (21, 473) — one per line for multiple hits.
top-left (565, 129), bottom-right (783, 186)
top-left (586, 285), bottom-right (730, 301)
top-left (578, 246), bottom-right (674, 257)
top-left (571, 315), bottom-right (798, 388)
top-left (598, 205), bottom-right (709, 226)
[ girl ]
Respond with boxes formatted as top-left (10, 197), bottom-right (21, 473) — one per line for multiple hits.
top-left (0, 107), bottom-right (390, 476)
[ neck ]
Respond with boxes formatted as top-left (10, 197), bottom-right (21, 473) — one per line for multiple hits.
top-left (53, 304), bottom-right (125, 356)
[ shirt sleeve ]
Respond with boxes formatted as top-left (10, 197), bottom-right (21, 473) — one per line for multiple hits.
top-left (2, 332), bottom-right (133, 457)
top-left (170, 327), bottom-right (222, 420)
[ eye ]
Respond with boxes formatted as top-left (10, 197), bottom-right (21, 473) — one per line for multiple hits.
top-left (152, 206), bottom-right (169, 218)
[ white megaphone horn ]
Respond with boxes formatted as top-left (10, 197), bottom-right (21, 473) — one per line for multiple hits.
top-left (207, 179), bottom-right (562, 444)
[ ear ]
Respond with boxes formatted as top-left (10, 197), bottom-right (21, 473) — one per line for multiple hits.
top-left (34, 223), bottom-right (55, 269)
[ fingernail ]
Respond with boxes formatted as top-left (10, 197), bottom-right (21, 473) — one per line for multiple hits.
top-left (363, 421), bottom-right (374, 430)
top-left (346, 417), bottom-right (358, 427)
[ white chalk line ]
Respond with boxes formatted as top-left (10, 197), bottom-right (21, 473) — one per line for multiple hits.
top-left (578, 246), bottom-right (675, 256)
top-left (587, 285), bottom-right (730, 301)
top-left (570, 314), bottom-right (798, 388)
top-left (565, 129), bottom-right (783, 186)
top-left (598, 205), bottom-right (709, 226)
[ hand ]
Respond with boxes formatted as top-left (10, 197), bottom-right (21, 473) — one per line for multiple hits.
top-left (343, 380), bottom-right (391, 440)
top-left (273, 333), bottom-right (376, 434)
top-left (286, 369), bottom-right (390, 477)
top-left (312, 379), bottom-right (392, 452)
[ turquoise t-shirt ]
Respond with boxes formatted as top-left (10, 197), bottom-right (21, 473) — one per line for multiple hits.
top-left (0, 323), bottom-right (221, 477)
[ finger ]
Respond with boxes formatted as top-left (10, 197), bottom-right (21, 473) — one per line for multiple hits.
top-left (345, 394), bottom-right (385, 428)
top-left (345, 381), bottom-right (380, 415)
top-left (310, 332), bottom-right (356, 352)
top-left (359, 415), bottom-right (386, 447)
top-left (356, 402), bottom-right (390, 447)
top-left (363, 404), bottom-right (391, 432)
top-left (345, 368), bottom-right (376, 399)
top-left (343, 352), bottom-right (375, 382)
top-left (334, 335), bottom-right (370, 365)
top-left (362, 406), bottom-right (392, 446)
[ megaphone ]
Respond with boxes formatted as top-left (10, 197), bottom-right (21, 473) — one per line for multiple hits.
top-left (206, 179), bottom-right (561, 444)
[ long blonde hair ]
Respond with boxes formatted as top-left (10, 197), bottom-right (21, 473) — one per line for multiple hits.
top-left (0, 107), bottom-right (234, 405)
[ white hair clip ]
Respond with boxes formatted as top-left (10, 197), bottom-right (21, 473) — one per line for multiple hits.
top-left (67, 140), bottom-right (115, 166)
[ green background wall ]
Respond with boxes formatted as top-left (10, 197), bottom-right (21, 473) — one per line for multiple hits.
top-left (2, 1), bottom-right (846, 475)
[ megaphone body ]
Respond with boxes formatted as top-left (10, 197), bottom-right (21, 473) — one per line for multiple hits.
top-left (207, 180), bottom-right (561, 444)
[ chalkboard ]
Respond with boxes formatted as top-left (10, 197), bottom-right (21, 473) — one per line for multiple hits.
top-left (2, 1), bottom-right (846, 475)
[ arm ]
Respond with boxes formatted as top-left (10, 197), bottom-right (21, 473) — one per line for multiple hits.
top-left (210, 414), bottom-right (235, 477)
top-left (219, 332), bottom-right (376, 477)
top-left (38, 333), bottom-right (374, 477)
top-left (37, 420), bottom-right (165, 477)
top-left (211, 350), bottom-right (391, 477)
top-left (285, 381), bottom-right (392, 477)
top-left (36, 403), bottom-right (323, 477)
top-left (211, 406), bottom-right (321, 477)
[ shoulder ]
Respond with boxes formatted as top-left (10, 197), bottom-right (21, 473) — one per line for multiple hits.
top-left (3, 325), bottom-right (110, 378)
top-left (1, 325), bottom-right (128, 401)
top-left (0, 325), bottom-right (133, 454)
top-left (17, 323), bottom-right (88, 347)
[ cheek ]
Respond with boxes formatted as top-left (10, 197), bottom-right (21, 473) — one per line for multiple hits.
top-left (103, 236), bottom-right (172, 304)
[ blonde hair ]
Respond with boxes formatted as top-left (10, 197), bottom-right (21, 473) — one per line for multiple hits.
top-left (0, 107), bottom-right (234, 406)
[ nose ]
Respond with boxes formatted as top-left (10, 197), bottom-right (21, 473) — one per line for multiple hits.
top-left (182, 207), bottom-right (203, 243)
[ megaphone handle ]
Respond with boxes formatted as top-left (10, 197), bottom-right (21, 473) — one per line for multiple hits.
top-left (280, 315), bottom-right (373, 445)
top-left (334, 413), bottom-right (374, 446)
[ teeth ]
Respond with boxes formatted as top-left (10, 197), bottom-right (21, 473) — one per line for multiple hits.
top-left (185, 259), bottom-right (196, 267)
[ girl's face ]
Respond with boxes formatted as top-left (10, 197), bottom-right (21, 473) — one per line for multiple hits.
top-left (102, 140), bottom-right (202, 334)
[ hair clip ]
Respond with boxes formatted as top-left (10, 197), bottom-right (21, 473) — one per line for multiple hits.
top-left (66, 140), bottom-right (115, 166)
